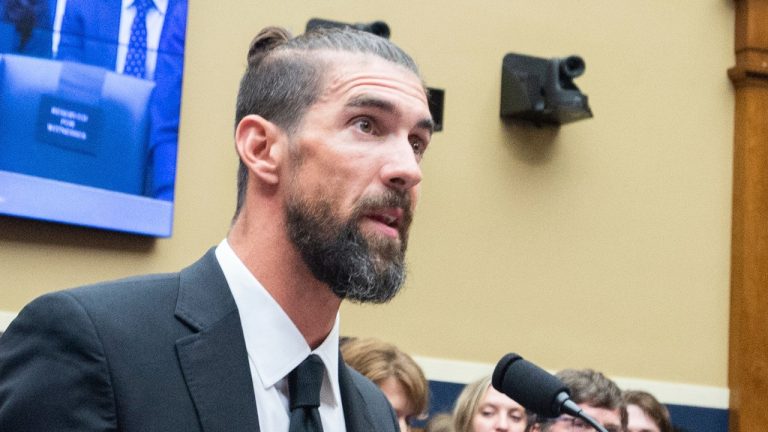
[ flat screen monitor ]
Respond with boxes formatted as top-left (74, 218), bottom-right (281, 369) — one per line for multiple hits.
top-left (0, 0), bottom-right (188, 237)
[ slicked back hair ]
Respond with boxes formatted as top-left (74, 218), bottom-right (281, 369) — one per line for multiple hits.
top-left (232, 26), bottom-right (423, 219)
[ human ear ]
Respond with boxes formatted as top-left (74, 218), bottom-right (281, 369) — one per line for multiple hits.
top-left (235, 114), bottom-right (285, 185)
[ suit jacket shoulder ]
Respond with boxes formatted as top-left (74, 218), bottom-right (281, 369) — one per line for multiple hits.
top-left (0, 287), bottom-right (120, 431)
top-left (56, 0), bottom-right (122, 68)
top-left (0, 269), bottom-right (202, 431)
top-left (0, 249), bottom-right (257, 432)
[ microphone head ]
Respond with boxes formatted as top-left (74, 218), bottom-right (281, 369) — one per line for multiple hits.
top-left (491, 353), bottom-right (571, 418)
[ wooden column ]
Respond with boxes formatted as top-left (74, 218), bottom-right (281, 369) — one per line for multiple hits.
top-left (728, 1), bottom-right (768, 431)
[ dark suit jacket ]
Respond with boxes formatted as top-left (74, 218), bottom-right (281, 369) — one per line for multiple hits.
top-left (57, 0), bottom-right (123, 68)
top-left (0, 249), bottom-right (399, 432)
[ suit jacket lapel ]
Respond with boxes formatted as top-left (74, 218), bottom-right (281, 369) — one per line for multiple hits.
top-left (339, 358), bottom-right (377, 432)
top-left (174, 249), bottom-right (260, 432)
top-left (100, 0), bottom-right (121, 69)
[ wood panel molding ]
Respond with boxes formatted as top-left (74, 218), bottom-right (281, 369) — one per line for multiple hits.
top-left (729, 1), bottom-right (768, 431)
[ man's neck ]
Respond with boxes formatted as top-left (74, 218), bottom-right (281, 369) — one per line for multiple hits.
top-left (227, 223), bottom-right (341, 350)
top-left (268, 276), bottom-right (341, 349)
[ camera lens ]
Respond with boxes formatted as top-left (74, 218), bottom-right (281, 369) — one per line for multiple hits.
top-left (559, 56), bottom-right (585, 78)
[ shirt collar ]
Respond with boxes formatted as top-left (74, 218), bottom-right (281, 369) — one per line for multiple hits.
top-left (123, 0), bottom-right (168, 14)
top-left (215, 239), bottom-right (342, 406)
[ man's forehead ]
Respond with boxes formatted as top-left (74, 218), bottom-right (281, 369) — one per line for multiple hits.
top-left (581, 404), bottom-right (622, 421)
top-left (313, 48), bottom-right (417, 73)
top-left (315, 50), bottom-right (427, 100)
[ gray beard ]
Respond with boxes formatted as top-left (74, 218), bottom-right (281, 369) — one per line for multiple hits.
top-left (285, 190), bottom-right (411, 304)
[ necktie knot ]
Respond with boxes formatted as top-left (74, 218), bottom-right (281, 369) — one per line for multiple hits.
top-left (134, 0), bottom-right (153, 15)
top-left (288, 354), bottom-right (324, 410)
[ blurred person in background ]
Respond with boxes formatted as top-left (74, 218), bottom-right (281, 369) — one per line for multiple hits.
top-left (530, 369), bottom-right (626, 432)
top-left (453, 375), bottom-right (529, 432)
top-left (342, 337), bottom-right (429, 432)
top-left (425, 412), bottom-right (454, 432)
top-left (623, 390), bottom-right (672, 432)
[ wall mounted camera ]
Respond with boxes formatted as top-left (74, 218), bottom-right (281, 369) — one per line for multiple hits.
top-left (306, 18), bottom-right (391, 39)
top-left (500, 53), bottom-right (592, 126)
top-left (427, 87), bottom-right (445, 132)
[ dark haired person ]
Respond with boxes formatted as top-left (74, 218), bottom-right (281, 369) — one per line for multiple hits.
top-left (530, 369), bottom-right (627, 432)
top-left (0, 25), bottom-right (434, 431)
top-left (624, 390), bottom-right (672, 432)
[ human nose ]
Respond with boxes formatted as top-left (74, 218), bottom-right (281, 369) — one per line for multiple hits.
top-left (495, 413), bottom-right (509, 431)
top-left (380, 137), bottom-right (422, 191)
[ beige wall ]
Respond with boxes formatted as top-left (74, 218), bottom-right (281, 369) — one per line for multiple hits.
top-left (0, 1), bottom-right (734, 390)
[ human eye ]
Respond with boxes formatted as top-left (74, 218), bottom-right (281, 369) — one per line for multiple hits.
top-left (409, 135), bottom-right (428, 157)
top-left (507, 408), bottom-right (525, 423)
top-left (572, 418), bottom-right (589, 430)
top-left (352, 116), bottom-right (377, 135)
top-left (479, 406), bottom-right (496, 417)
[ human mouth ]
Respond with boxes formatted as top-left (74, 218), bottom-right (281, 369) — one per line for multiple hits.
top-left (363, 208), bottom-right (403, 238)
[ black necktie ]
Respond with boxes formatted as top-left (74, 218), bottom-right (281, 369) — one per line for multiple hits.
top-left (288, 354), bottom-right (325, 432)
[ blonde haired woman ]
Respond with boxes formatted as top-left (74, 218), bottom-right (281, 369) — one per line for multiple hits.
top-left (453, 376), bottom-right (529, 432)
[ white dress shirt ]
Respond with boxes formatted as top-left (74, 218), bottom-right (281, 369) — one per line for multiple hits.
top-left (116, 0), bottom-right (168, 80)
top-left (215, 239), bottom-right (347, 432)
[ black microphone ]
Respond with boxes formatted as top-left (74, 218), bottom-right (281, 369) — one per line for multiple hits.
top-left (491, 353), bottom-right (609, 432)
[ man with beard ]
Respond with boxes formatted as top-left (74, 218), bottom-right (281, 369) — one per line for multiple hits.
top-left (0, 25), bottom-right (434, 432)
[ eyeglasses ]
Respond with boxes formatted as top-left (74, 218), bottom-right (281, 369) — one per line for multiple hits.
top-left (553, 415), bottom-right (623, 432)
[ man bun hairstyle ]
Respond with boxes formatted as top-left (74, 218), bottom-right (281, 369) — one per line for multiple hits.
top-left (246, 26), bottom-right (291, 64)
